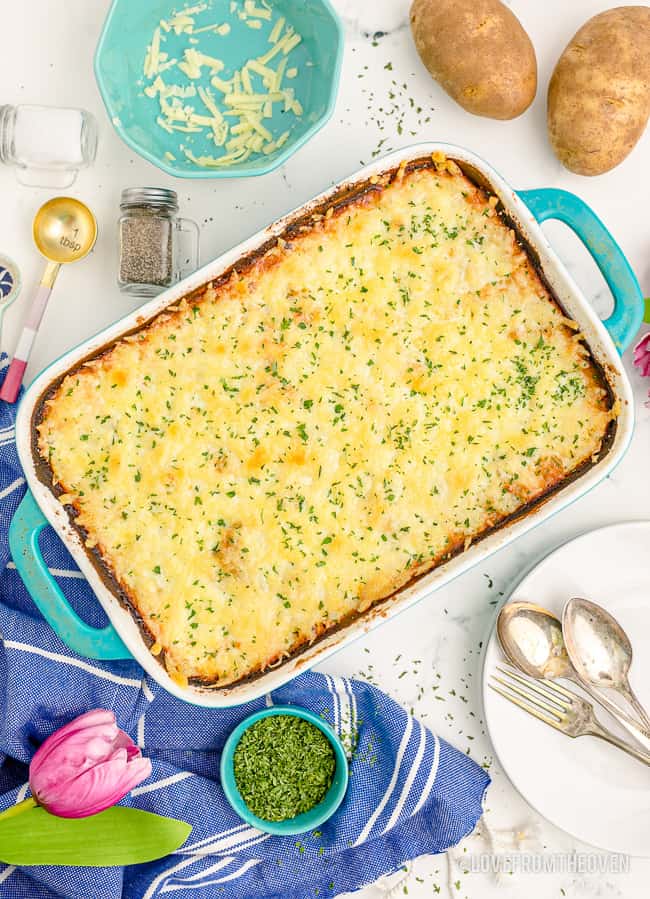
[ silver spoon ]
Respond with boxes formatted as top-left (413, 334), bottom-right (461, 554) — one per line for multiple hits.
top-left (497, 601), bottom-right (650, 750)
top-left (563, 597), bottom-right (650, 734)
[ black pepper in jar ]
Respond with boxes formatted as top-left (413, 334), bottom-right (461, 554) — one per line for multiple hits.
top-left (118, 188), bottom-right (199, 298)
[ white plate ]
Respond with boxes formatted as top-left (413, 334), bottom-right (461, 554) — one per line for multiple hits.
top-left (483, 522), bottom-right (650, 857)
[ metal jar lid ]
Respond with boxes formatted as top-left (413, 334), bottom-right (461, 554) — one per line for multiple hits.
top-left (120, 187), bottom-right (179, 213)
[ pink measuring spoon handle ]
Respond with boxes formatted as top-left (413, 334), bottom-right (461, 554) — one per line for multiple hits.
top-left (0, 277), bottom-right (56, 404)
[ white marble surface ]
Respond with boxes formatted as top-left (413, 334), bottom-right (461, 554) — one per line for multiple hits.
top-left (1, 1), bottom-right (650, 896)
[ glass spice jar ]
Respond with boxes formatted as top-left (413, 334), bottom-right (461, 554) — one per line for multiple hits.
top-left (0, 104), bottom-right (97, 188)
top-left (118, 188), bottom-right (200, 298)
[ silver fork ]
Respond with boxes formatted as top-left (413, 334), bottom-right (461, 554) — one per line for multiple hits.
top-left (490, 664), bottom-right (650, 768)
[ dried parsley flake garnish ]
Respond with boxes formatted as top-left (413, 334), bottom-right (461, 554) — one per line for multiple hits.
top-left (233, 715), bottom-right (336, 822)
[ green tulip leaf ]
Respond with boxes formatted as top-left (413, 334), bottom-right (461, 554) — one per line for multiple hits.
top-left (644, 297), bottom-right (650, 324)
top-left (0, 806), bottom-right (191, 867)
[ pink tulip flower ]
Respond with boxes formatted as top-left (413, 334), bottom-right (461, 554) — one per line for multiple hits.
top-left (633, 332), bottom-right (650, 378)
top-left (28, 709), bottom-right (152, 818)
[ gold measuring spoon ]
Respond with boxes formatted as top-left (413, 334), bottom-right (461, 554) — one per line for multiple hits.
top-left (0, 197), bottom-right (97, 403)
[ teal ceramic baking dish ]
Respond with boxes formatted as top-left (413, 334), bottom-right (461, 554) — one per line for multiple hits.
top-left (94, 0), bottom-right (344, 178)
top-left (9, 143), bottom-right (644, 707)
top-left (220, 705), bottom-right (349, 835)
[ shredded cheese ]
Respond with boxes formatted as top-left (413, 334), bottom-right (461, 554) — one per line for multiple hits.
top-left (245, 0), bottom-right (272, 20)
top-left (141, 0), bottom-right (305, 167)
top-left (282, 33), bottom-right (302, 54)
top-left (268, 15), bottom-right (285, 43)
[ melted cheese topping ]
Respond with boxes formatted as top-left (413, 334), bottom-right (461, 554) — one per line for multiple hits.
top-left (37, 159), bottom-right (614, 687)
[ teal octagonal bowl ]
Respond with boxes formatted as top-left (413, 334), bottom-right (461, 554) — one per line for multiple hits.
top-left (220, 705), bottom-right (349, 835)
top-left (94, 0), bottom-right (344, 179)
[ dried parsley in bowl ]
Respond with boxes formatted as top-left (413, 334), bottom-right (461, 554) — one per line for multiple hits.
top-left (233, 714), bottom-right (336, 822)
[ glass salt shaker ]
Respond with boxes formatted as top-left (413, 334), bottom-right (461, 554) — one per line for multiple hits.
top-left (0, 104), bottom-right (98, 188)
top-left (118, 188), bottom-right (200, 298)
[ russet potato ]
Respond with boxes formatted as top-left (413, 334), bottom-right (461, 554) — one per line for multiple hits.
top-left (547, 6), bottom-right (650, 176)
top-left (410, 0), bottom-right (537, 120)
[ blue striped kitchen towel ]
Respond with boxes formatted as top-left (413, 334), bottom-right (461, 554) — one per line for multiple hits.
top-left (0, 355), bottom-right (489, 899)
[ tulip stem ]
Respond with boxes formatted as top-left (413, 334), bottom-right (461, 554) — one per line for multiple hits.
top-left (0, 796), bottom-right (38, 822)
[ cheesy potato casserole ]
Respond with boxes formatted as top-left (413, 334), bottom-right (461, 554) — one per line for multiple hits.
top-left (35, 155), bottom-right (615, 688)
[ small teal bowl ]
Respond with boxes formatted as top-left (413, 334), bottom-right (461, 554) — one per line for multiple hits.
top-left (220, 705), bottom-right (349, 835)
top-left (94, 0), bottom-right (344, 179)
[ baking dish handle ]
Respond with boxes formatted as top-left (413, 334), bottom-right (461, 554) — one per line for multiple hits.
top-left (517, 188), bottom-right (644, 353)
top-left (9, 491), bottom-right (132, 660)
